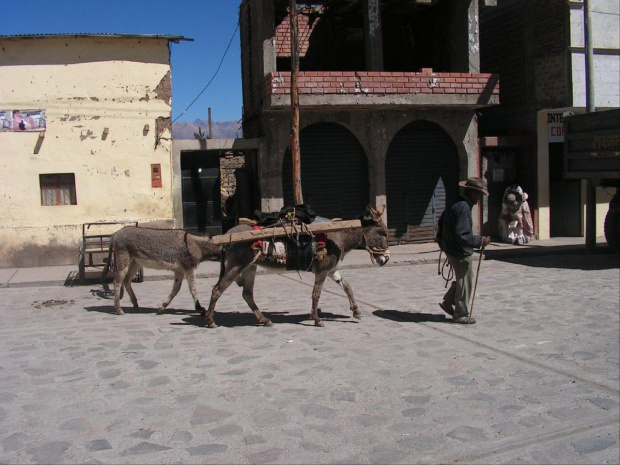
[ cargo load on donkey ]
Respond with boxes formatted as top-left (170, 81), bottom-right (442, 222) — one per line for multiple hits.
top-left (206, 204), bottom-right (391, 328)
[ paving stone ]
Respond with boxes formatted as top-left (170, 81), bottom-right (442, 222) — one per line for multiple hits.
top-left (330, 390), bottom-right (356, 402)
top-left (137, 360), bottom-right (160, 370)
top-left (369, 445), bottom-right (412, 464)
top-left (2, 432), bottom-right (30, 452)
top-left (190, 405), bottom-right (233, 426)
top-left (85, 439), bottom-right (112, 452)
top-left (244, 434), bottom-right (267, 445)
top-left (447, 426), bottom-right (487, 442)
top-left (209, 423), bottom-right (243, 437)
top-left (401, 407), bottom-right (426, 418)
top-left (120, 442), bottom-right (172, 456)
top-left (250, 408), bottom-right (290, 428)
top-left (247, 447), bottom-right (285, 464)
top-left (97, 368), bottom-right (121, 379)
top-left (171, 430), bottom-right (193, 442)
top-left (26, 441), bottom-right (70, 463)
top-left (402, 395), bottom-right (431, 405)
top-left (130, 429), bottom-right (155, 439)
top-left (148, 376), bottom-right (171, 386)
top-left (186, 443), bottom-right (228, 456)
top-left (588, 397), bottom-right (619, 411)
top-left (60, 418), bottom-right (90, 432)
top-left (571, 436), bottom-right (617, 454)
top-left (397, 435), bottom-right (441, 452)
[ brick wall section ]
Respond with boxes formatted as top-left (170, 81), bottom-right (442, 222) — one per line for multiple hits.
top-left (533, 0), bottom-right (568, 107)
top-left (265, 70), bottom-right (499, 96)
top-left (275, 7), bottom-right (322, 57)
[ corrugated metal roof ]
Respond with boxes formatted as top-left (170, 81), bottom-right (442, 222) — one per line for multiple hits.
top-left (0, 33), bottom-right (193, 42)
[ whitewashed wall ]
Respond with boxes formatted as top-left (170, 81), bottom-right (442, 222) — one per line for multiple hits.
top-left (570, 0), bottom-right (620, 108)
top-left (0, 37), bottom-right (176, 267)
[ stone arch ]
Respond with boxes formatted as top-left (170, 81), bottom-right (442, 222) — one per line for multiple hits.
top-left (385, 119), bottom-right (460, 242)
top-left (282, 121), bottom-right (369, 219)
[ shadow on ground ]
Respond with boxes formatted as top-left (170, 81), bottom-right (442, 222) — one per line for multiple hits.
top-left (174, 310), bottom-right (355, 328)
top-left (83, 305), bottom-right (354, 328)
top-left (84, 305), bottom-right (197, 316)
top-left (485, 249), bottom-right (619, 270)
top-left (374, 309), bottom-right (450, 323)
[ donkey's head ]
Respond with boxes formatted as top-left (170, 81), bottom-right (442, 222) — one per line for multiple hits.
top-left (359, 205), bottom-right (390, 266)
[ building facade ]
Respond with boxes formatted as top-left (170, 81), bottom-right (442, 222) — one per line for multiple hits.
top-left (479, 0), bottom-right (619, 240)
top-left (239, 0), bottom-right (500, 243)
top-left (0, 34), bottom-right (190, 267)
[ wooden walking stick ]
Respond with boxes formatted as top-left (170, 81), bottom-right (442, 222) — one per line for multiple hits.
top-left (468, 243), bottom-right (486, 324)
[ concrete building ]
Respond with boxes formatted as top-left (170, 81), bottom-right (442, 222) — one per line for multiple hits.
top-left (239, 0), bottom-right (500, 243)
top-left (479, 0), bottom-right (619, 240)
top-left (0, 34), bottom-right (190, 267)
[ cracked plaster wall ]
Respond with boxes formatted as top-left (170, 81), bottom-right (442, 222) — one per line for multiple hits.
top-left (0, 37), bottom-right (175, 267)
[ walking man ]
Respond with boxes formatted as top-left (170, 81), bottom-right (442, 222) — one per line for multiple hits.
top-left (437, 177), bottom-right (491, 324)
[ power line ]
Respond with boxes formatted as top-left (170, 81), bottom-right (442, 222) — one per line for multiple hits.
top-left (172, 23), bottom-right (239, 123)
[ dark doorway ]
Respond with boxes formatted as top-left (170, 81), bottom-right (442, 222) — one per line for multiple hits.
top-left (181, 152), bottom-right (221, 236)
top-left (549, 143), bottom-right (582, 236)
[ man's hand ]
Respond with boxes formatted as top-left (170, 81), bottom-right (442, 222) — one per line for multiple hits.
top-left (482, 236), bottom-right (491, 247)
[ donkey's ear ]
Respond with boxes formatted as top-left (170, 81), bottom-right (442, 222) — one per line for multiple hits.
top-left (368, 204), bottom-right (385, 218)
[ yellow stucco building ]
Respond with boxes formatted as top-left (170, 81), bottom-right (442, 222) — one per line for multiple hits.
top-left (0, 34), bottom-right (191, 267)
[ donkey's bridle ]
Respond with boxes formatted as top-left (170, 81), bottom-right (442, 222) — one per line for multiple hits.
top-left (361, 229), bottom-right (390, 264)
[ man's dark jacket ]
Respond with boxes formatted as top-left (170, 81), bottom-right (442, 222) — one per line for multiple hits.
top-left (437, 195), bottom-right (483, 259)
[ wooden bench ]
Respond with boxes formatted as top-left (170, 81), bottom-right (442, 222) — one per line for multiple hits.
top-left (78, 221), bottom-right (143, 283)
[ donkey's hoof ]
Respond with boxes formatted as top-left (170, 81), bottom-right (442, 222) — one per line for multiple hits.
top-left (353, 311), bottom-right (362, 320)
top-left (315, 320), bottom-right (325, 327)
top-left (207, 322), bottom-right (218, 329)
top-left (264, 320), bottom-right (274, 327)
top-left (116, 309), bottom-right (125, 315)
top-left (157, 307), bottom-right (166, 314)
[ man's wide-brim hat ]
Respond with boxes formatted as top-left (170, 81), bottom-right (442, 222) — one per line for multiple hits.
top-left (459, 177), bottom-right (489, 196)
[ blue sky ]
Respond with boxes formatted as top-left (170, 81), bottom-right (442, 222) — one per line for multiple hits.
top-left (0, 1), bottom-right (243, 124)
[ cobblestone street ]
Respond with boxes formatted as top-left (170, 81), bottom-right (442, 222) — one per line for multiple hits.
top-left (1, 252), bottom-right (618, 464)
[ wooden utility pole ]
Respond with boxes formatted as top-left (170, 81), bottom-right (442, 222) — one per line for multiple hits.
top-left (208, 107), bottom-right (213, 139)
top-left (289, 0), bottom-right (303, 205)
top-left (584, 0), bottom-right (596, 252)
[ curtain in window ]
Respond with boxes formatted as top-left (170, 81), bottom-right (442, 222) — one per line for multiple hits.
top-left (41, 184), bottom-right (73, 206)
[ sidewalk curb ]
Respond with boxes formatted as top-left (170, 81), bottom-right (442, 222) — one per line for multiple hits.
top-left (1, 240), bottom-right (615, 288)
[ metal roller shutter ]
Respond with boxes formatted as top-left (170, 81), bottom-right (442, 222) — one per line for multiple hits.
top-left (283, 122), bottom-right (369, 219)
top-left (386, 120), bottom-right (460, 243)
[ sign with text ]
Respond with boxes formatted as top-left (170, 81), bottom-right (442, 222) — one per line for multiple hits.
top-left (547, 112), bottom-right (564, 143)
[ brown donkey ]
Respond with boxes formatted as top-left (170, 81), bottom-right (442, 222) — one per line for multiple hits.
top-left (203, 205), bottom-right (390, 328)
top-left (105, 227), bottom-right (220, 315)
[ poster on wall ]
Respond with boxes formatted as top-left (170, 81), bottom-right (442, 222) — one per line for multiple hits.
top-left (0, 110), bottom-right (46, 132)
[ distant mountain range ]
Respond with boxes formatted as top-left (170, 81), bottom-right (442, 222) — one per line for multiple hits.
top-left (172, 119), bottom-right (243, 140)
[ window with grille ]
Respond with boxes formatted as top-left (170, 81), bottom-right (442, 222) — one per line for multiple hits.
top-left (39, 173), bottom-right (77, 206)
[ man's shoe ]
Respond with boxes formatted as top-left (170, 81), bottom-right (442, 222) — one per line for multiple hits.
top-left (439, 301), bottom-right (454, 316)
top-left (453, 316), bottom-right (476, 324)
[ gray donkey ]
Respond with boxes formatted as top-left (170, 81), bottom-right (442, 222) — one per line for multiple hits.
top-left (105, 226), bottom-right (220, 315)
top-left (203, 205), bottom-right (390, 328)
